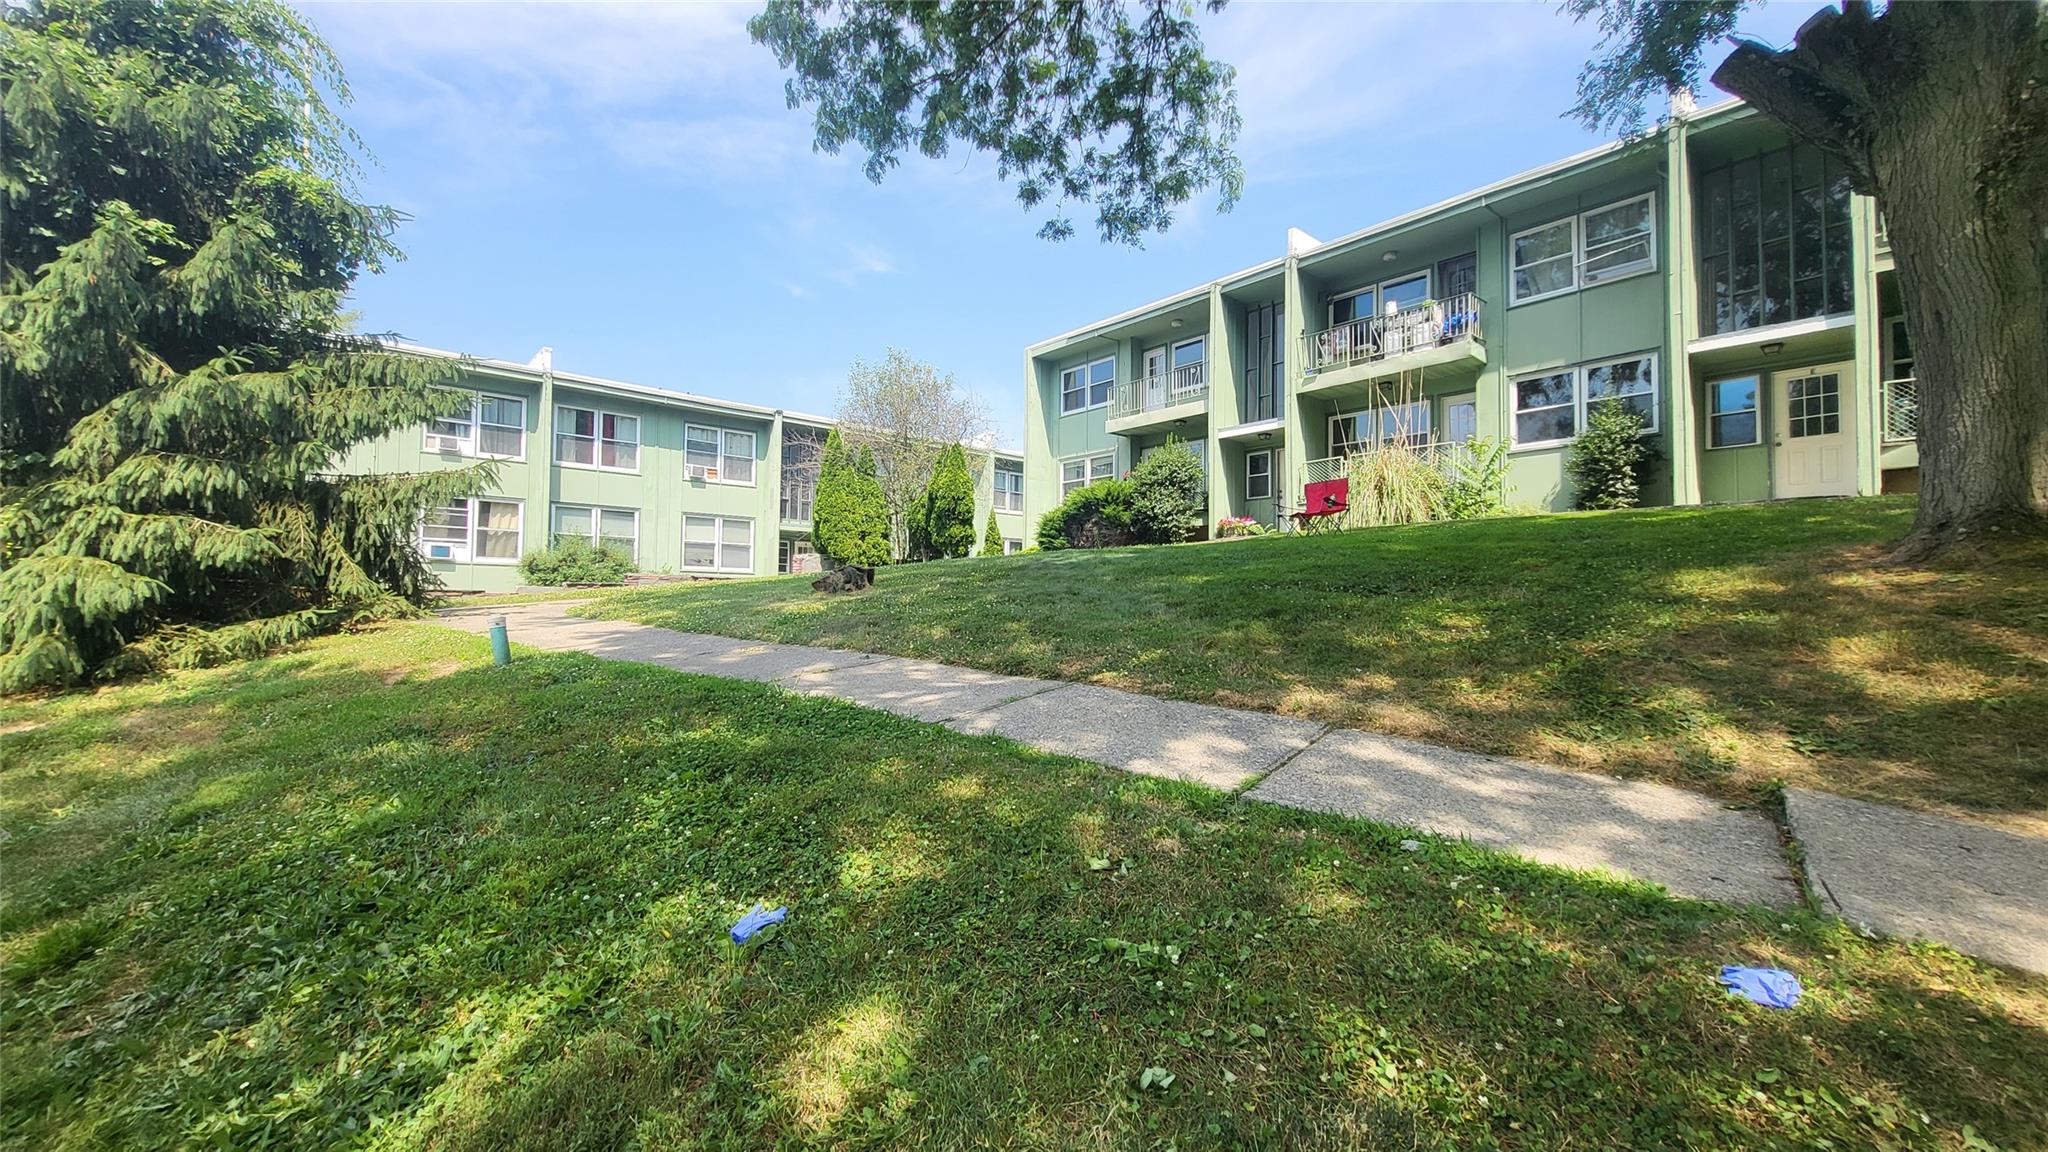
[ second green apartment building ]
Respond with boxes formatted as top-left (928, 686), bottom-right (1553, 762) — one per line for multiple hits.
top-left (1023, 100), bottom-right (1920, 528)
top-left (341, 347), bottom-right (1029, 593)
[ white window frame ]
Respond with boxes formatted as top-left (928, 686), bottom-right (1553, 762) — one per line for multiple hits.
top-left (1060, 356), bottom-right (1115, 414)
top-left (1329, 401), bottom-right (1431, 456)
top-left (419, 496), bottom-right (523, 565)
top-left (1059, 450), bottom-right (1116, 497)
top-left (1508, 192), bottom-right (1659, 306)
top-left (1169, 335), bottom-right (1206, 370)
top-left (682, 514), bottom-right (755, 575)
top-left (1003, 538), bottom-right (1023, 555)
top-left (425, 391), bottom-right (525, 460)
top-left (1578, 192), bottom-right (1657, 286)
top-left (551, 503), bottom-right (640, 561)
top-left (1705, 374), bottom-right (1763, 450)
top-left (1245, 449), bottom-right (1272, 500)
top-left (555, 405), bottom-right (640, 473)
top-left (993, 458), bottom-right (1024, 512)
top-left (1507, 351), bottom-right (1661, 449)
top-left (683, 423), bottom-right (757, 485)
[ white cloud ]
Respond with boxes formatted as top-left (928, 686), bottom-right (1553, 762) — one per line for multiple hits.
top-left (601, 115), bottom-right (821, 182)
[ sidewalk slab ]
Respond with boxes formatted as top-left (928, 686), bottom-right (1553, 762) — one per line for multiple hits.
top-left (1248, 729), bottom-right (1797, 906)
top-left (1786, 789), bottom-right (2048, 974)
top-left (783, 656), bottom-right (1058, 722)
top-left (947, 683), bottom-right (1326, 791)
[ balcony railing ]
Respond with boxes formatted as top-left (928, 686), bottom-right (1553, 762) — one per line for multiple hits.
top-left (1301, 441), bottom-right (1477, 487)
top-left (1303, 291), bottom-right (1484, 375)
top-left (1882, 376), bottom-right (1918, 443)
top-left (1110, 362), bottom-right (1207, 419)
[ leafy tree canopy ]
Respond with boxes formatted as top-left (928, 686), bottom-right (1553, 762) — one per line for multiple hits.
top-left (749, 0), bottom-right (1244, 244)
top-left (0, 0), bottom-right (479, 689)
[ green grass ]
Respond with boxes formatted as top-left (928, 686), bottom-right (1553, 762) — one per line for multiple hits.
top-left (4, 624), bottom-right (2046, 1149)
top-left (583, 496), bottom-right (2048, 831)
top-left (434, 589), bottom-right (612, 609)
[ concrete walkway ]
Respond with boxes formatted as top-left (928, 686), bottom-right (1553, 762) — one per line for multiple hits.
top-left (436, 602), bottom-right (2047, 974)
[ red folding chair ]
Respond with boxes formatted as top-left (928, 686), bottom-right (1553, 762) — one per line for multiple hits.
top-left (1288, 478), bottom-right (1350, 534)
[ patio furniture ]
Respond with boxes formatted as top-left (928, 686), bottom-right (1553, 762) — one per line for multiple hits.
top-left (1288, 478), bottom-right (1350, 534)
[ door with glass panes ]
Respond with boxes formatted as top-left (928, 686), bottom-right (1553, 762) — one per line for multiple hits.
top-left (1771, 362), bottom-right (1857, 498)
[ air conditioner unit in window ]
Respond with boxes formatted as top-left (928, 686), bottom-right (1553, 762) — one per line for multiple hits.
top-left (425, 435), bottom-right (464, 454)
top-left (688, 464), bottom-right (718, 481)
top-left (427, 544), bottom-right (454, 559)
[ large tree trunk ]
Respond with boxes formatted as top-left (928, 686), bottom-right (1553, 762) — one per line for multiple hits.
top-left (1715, 2), bottom-right (2048, 561)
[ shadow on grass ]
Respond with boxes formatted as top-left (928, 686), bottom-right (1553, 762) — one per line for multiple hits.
top-left (2, 626), bottom-right (2044, 1149)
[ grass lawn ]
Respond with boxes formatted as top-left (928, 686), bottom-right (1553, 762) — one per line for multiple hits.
top-left (4, 625), bottom-right (2047, 1149)
top-left (433, 589), bottom-right (613, 609)
top-left (583, 496), bottom-right (2048, 832)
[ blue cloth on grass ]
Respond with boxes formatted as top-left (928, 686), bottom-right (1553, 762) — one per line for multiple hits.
top-left (1719, 965), bottom-right (1801, 1008)
top-left (731, 904), bottom-right (787, 944)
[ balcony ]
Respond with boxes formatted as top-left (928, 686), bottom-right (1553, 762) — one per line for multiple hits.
top-left (1882, 377), bottom-right (1917, 443)
top-left (1105, 361), bottom-right (1208, 435)
top-left (1301, 292), bottom-right (1486, 396)
top-left (780, 480), bottom-right (815, 529)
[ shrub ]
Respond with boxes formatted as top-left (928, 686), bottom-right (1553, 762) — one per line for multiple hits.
top-left (814, 430), bottom-right (891, 567)
top-left (1035, 478), bottom-right (1137, 550)
top-left (1216, 515), bottom-right (1267, 538)
top-left (982, 511), bottom-right (1003, 556)
top-left (922, 444), bottom-right (978, 558)
top-left (1565, 402), bottom-right (1651, 510)
top-left (520, 537), bottom-right (635, 586)
top-left (1128, 438), bottom-right (1207, 543)
top-left (1443, 437), bottom-right (1511, 520)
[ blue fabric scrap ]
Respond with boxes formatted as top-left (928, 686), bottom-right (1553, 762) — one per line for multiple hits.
top-left (1718, 965), bottom-right (1801, 1008)
top-left (731, 904), bottom-right (787, 945)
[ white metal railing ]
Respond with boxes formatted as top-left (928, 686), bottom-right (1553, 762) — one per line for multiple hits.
top-left (1111, 361), bottom-right (1207, 419)
top-left (1300, 441), bottom-right (1476, 487)
top-left (1303, 291), bottom-right (1484, 375)
top-left (1882, 376), bottom-right (1918, 443)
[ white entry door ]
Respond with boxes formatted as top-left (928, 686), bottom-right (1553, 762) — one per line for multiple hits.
top-left (1443, 392), bottom-right (1478, 445)
top-left (1771, 363), bottom-right (1857, 498)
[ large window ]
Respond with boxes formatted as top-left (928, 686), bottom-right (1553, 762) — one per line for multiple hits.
top-left (1706, 376), bottom-right (1761, 449)
top-left (1510, 193), bottom-right (1658, 304)
top-left (684, 424), bottom-right (756, 484)
top-left (1696, 143), bottom-right (1853, 335)
top-left (551, 504), bottom-right (639, 560)
top-left (1245, 449), bottom-right (1272, 500)
top-left (419, 497), bottom-right (522, 563)
top-left (1330, 400), bottom-right (1431, 456)
top-left (1509, 353), bottom-right (1661, 447)
top-left (1060, 357), bottom-right (1115, 413)
top-left (993, 458), bottom-right (1024, 511)
top-left (425, 392), bottom-right (525, 459)
top-left (557, 406), bottom-right (639, 471)
top-left (683, 514), bottom-right (754, 574)
top-left (1060, 451), bottom-right (1115, 496)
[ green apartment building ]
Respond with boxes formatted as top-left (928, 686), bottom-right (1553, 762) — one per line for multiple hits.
top-left (1023, 100), bottom-right (1920, 528)
top-left (341, 347), bottom-right (1029, 593)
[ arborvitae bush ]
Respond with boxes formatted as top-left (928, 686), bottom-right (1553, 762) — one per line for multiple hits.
top-left (1565, 402), bottom-right (1651, 510)
top-left (922, 444), bottom-right (977, 558)
top-left (982, 510), bottom-right (1004, 556)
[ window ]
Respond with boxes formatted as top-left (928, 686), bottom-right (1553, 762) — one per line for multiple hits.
top-left (778, 537), bottom-right (818, 574)
top-left (1584, 354), bottom-right (1658, 432)
top-left (1509, 353), bottom-right (1662, 447)
top-left (1003, 538), bottom-right (1023, 555)
top-left (1580, 194), bottom-right (1655, 284)
top-left (1060, 451), bottom-right (1115, 497)
top-left (1330, 401), bottom-right (1431, 456)
top-left (1696, 144), bottom-right (1853, 335)
top-left (426, 392), bottom-right (524, 458)
top-left (1707, 376), bottom-right (1761, 449)
top-left (683, 514), bottom-right (754, 573)
top-left (1060, 356), bottom-right (1115, 413)
top-left (551, 504), bottom-right (639, 560)
top-left (1786, 373), bottom-right (1841, 438)
top-left (557, 405), bottom-right (640, 471)
top-left (1511, 370), bottom-right (1580, 446)
top-left (1245, 449), bottom-right (1272, 500)
top-left (1511, 219), bottom-right (1577, 303)
top-left (419, 497), bottom-right (522, 563)
top-left (994, 459), bottom-right (1024, 512)
top-left (683, 424), bottom-right (755, 483)
top-left (1330, 285), bottom-right (1375, 326)
top-left (1511, 194), bottom-right (1659, 304)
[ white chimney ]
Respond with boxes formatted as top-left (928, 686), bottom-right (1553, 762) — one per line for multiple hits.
top-left (1668, 86), bottom-right (1698, 119)
top-left (526, 346), bottom-right (554, 372)
top-left (1286, 227), bottom-right (1321, 257)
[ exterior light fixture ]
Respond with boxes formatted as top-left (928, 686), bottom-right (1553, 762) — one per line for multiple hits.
top-left (1381, 250), bottom-right (1398, 263)
top-left (1171, 318), bottom-right (1184, 328)
top-left (1761, 341), bottom-right (1785, 355)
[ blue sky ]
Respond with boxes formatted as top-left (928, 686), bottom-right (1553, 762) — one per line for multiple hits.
top-left (306, 1), bottom-right (1816, 449)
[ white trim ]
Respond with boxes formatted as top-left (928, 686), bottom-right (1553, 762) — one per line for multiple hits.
top-left (1507, 351), bottom-right (1662, 449)
top-left (993, 457), bottom-right (1025, 512)
top-left (555, 404), bottom-right (642, 474)
top-left (1704, 374), bottom-right (1764, 450)
top-left (1059, 356), bottom-right (1116, 415)
top-left (1684, 311), bottom-right (1856, 355)
top-left (1244, 448), bottom-right (1273, 500)
top-left (550, 502), bottom-right (640, 561)
top-left (682, 422), bottom-right (757, 486)
top-left (1509, 216), bottom-right (1578, 305)
top-left (425, 390), bottom-right (527, 460)
top-left (1578, 191), bottom-right (1658, 285)
top-left (682, 513), bottom-right (755, 575)
top-left (1058, 449), bottom-right (1117, 497)
top-left (1170, 333), bottom-right (1207, 369)
top-left (1217, 417), bottom-right (1284, 441)
top-left (421, 495), bottom-right (525, 565)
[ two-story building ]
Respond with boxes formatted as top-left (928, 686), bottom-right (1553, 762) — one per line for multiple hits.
top-left (340, 346), bottom-right (1029, 592)
top-left (1023, 100), bottom-right (1918, 529)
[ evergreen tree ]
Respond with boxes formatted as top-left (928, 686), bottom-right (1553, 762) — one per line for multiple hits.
top-left (923, 444), bottom-right (977, 558)
top-left (0, 0), bottom-right (481, 691)
top-left (844, 447), bottom-right (890, 567)
top-left (982, 510), bottom-right (1003, 557)
top-left (809, 428), bottom-right (857, 565)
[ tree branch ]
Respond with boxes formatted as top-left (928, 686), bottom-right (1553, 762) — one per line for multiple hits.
top-left (1711, 21), bottom-right (1877, 191)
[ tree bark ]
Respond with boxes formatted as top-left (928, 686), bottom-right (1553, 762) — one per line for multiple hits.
top-left (1715, 2), bottom-right (2048, 561)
